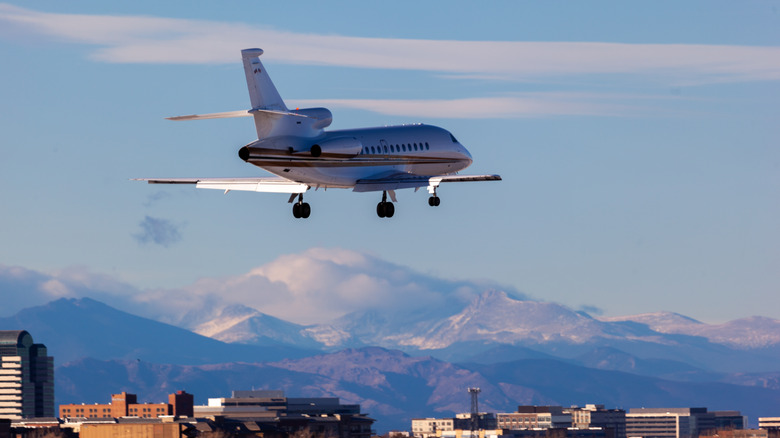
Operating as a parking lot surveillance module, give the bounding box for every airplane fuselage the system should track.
[239,124,473,188]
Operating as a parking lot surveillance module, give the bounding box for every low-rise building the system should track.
[194,390,373,438]
[437,427,612,438]
[59,391,194,419]
[625,408,743,438]
[413,418,455,438]
[565,404,626,438]
[497,406,572,430]
[759,419,780,431]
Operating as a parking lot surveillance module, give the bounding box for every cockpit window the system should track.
[450,134,458,143]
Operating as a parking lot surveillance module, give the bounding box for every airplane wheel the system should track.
[428,197,434,206]
[301,202,311,218]
[292,203,301,218]
[377,202,386,218]
[385,202,395,218]
[434,196,441,206]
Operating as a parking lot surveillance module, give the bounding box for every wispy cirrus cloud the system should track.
[2,4,780,85]
[291,92,674,119]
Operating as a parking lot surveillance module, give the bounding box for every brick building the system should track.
[59,391,193,419]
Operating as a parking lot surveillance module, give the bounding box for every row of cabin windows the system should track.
[361,141,430,155]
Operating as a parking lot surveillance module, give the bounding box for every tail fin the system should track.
[242,48,286,111]
[242,48,293,139]
[240,49,331,141]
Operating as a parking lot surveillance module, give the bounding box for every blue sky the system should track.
[0,1,778,324]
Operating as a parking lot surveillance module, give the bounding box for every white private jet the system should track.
[136,48,501,219]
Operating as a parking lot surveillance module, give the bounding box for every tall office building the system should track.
[0,331,54,419]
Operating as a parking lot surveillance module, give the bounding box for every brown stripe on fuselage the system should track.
[245,154,461,168]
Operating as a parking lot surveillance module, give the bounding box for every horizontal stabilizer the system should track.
[167,109,310,121]
[133,177,308,194]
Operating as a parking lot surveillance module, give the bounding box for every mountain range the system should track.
[2,294,780,431]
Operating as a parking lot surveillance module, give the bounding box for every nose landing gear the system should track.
[377,191,395,218]
[291,194,311,219]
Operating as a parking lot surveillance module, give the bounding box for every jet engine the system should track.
[292,107,333,130]
[310,137,363,157]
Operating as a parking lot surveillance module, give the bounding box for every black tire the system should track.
[301,202,311,218]
[434,196,441,206]
[385,202,395,218]
[376,202,386,218]
[292,203,301,218]
[428,197,435,206]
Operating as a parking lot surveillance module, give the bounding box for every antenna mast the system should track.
[468,387,481,434]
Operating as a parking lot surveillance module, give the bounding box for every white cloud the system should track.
[2,4,780,84]
[167,248,509,325]
[0,249,519,326]
[291,93,653,119]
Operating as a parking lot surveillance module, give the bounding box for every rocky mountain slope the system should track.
[0,298,317,364]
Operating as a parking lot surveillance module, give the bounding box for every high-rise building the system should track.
[0,331,54,419]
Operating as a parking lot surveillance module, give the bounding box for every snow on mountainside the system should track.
[193,290,780,352]
[193,304,261,338]
[192,304,319,348]
[388,290,615,349]
[602,312,780,348]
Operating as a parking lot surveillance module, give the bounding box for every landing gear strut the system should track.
[292,194,311,219]
[376,191,395,218]
[428,187,441,207]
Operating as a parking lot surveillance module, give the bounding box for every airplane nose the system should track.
[461,145,473,165]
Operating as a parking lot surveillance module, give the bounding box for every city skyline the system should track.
[0,1,778,324]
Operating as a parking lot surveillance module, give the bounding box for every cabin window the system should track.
[402,144,406,152]
[413,144,418,151]
[383,145,388,153]
[426,142,430,150]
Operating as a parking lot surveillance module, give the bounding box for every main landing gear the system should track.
[377,191,395,218]
[428,187,441,207]
[291,194,311,219]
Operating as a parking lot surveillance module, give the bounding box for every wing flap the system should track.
[353,174,501,193]
[134,177,308,193]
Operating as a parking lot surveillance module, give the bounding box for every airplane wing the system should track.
[352,174,501,193]
[133,177,309,194]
